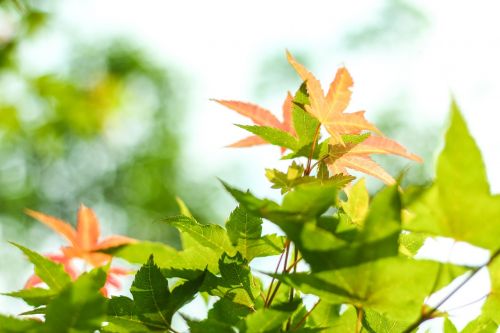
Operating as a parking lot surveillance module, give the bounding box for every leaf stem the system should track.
[304,124,321,176]
[285,246,299,330]
[264,239,290,307]
[266,242,292,308]
[355,306,363,333]
[402,248,500,333]
[265,255,302,308]
[310,155,329,173]
[290,299,321,331]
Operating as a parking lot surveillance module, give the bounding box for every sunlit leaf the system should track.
[236,125,298,151]
[3,288,57,307]
[44,268,108,332]
[340,178,369,226]
[11,243,71,291]
[286,51,381,144]
[131,255,171,328]
[404,102,500,250]
[0,314,42,333]
[276,257,467,322]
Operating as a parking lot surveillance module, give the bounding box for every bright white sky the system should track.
[3,1,500,331]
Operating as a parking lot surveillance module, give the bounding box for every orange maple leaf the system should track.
[101,267,131,297]
[26,204,136,266]
[328,136,423,185]
[286,51,382,144]
[214,93,295,153]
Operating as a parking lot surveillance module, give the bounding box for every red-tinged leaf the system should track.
[62,247,111,266]
[215,94,297,154]
[28,206,135,267]
[287,51,383,144]
[326,111,383,138]
[213,100,282,128]
[76,204,100,250]
[349,136,423,162]
[282,92,295,135]
[101,267,132,297]
[325,67,353,115]
[227,135,267,148]
[333,155,396,185]
[94,235,137,250]
[25,209,78,245]
[327,163,349,177]
[286,50,325,116]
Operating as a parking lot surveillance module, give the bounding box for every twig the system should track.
[310,155,329,172]
[402,249,500,333]
[264,239,290,307]
[286,246,299,330]
[442,293,490,313]
[290,300,322,331]
[304,124,321,176]
[355,306,363,333]
[285,256,302,273]
[266,256,303,307]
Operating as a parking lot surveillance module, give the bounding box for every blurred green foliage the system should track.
[0,1,212,245]
[343,0,429,50]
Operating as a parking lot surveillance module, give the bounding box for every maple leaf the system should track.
[24,253,78,289]
[100,267,131,297]
[214,93,295,153]
[327,135,423,185]
[286,51,382,144]
[26,204,136,266]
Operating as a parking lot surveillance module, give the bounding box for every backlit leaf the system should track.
[276,258,466,322]
[44,267,108,332]
[131,255,171,328]
[404,102,500,250]
[12,243,71,291]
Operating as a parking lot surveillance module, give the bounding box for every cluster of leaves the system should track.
[2,52,500,333]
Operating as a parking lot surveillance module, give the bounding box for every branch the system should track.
[264,239,290,307]
[304,124,321,176]
[402,248,500,333]
[290,300,321,332]
[355,306,363,333]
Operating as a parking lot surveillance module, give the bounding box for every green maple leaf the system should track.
[0,315,42,333]
[186,298,251,333]
[404,102,500,250]
[461,315,498,332]
[11,243,71,292]
[3,288,57,307]
[105,241,214,279]
[340,178,369,227]
[275,257,468,322]
[201,252,260,309]
[236,125,298,151]
[222,180,339,224]
[44,267,108,333]
[104,296,152,332]
[240,300,301,333]
[226,206,284,261]
[130,255,172,328]
[292,82,318,144]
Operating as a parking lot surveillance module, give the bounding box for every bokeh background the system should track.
[1,1,499,331]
